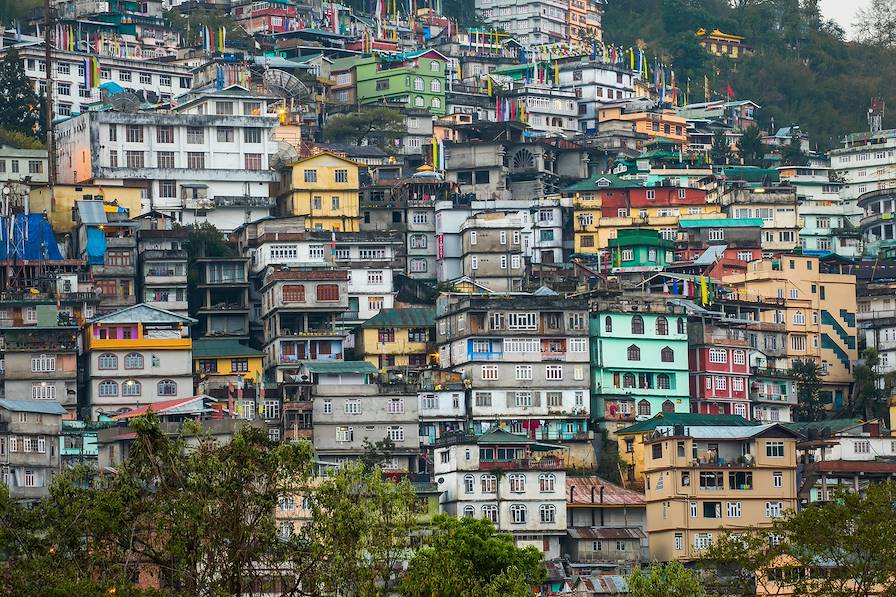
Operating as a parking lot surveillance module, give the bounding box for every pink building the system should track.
[688,319,751,418]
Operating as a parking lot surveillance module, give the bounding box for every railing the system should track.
[479,458,565,471]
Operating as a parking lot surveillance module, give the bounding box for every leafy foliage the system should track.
[710,130,733,165]
[737,125,766,166]
[849,348,887,421]
[627,561,708,597]
[323,107,407,149]
[603,0,896,150]
[789,359,825,422]
[400,515,545,597]
[182,222,237,322]
[0,47,43,139]
[703,482,896,597]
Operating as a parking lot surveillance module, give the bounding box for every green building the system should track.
[608,228,675,271]
[354,49,447,116]
[589,301,691,437]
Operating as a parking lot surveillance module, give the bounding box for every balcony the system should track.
[279,353,343,364]
[479,457,565,471]
[469,351,504,361]
[541,351,568,362]
[284,428,312,441]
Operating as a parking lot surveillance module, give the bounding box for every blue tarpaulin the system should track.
[85,227,107,266]
[0,214,63,261]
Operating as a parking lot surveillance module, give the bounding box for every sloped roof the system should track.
[562,174,644,192]
[360,307,435,328]
[0,399,67,414]
[476,428,534,444]
[192,339,264,359]
[567,476,646,506]
[113,396,209,420]
[618,412,756,435]
[76,201,108,225]
[301,361,377,374]
[567,527,646,540]
[89,303,197,325]
[782,418,867,436]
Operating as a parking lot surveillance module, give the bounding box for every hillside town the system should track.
[0,0,895,594]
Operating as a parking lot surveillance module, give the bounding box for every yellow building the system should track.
[278,151,361,232]
[724,255,858,409]
[193,338,265,390]
[644,424,799,562]
[617,413,759,487]
[598,105,688,146]
[30,184,143,233]
[695,28,751,59]
[357,307,436,370]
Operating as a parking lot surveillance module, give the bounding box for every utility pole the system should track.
[43,0,56,195]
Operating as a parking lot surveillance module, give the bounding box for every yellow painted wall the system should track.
[31,184,144,233]
[193,355,264,380]
[283,153,361,232]
[358,327,433,368]
[87,324,192,351]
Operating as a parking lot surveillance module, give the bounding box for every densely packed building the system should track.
[1,2,894,592]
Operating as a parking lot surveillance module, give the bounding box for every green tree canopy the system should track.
[0,47,43,139]
[399,515,545,597]
[627,561,708,597]
[710,129,732,165]
[737,125,767,166]
[323,107,407,149]
[790,359,825,422]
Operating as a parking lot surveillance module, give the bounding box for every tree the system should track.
[306,461,415,596]
[789,359,825,422]
[0,47,42,138]
[400,515,545,597]
[323,107,406,149]
[183,222,237,320]
[703,482,896,597]
[710,130,733,165]
[360,437,397,473]
[628,561,708,597]
[850,348,886,420]
[781,136,809,166]
[737,125,767,166]
[854,0,896,46]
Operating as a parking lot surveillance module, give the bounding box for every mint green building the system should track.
[608,229,675,271]
[354,49,447,116]
[589,304,690,436]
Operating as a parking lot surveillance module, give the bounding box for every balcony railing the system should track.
[479,458,564,471]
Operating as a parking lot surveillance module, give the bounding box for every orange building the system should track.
[598,103,687,148]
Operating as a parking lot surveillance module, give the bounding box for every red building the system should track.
[598,184,708,218]
[688,318,751,418]
[232,0,297,34]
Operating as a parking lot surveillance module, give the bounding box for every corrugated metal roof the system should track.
[652,423,777,439]
[301,361,378,374]
[693,244,728,266]
[192,339,264,359]
[567,527,646,540]
[566,476,646,506]
[618,412,756,435]
[360,307,435,328]
[0,399,67,414]
[90,303,197,325]
[76,200,109,225]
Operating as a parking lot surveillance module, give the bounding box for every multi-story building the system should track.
[597,102,688,148]
[277,151,361,232]
[5,44,192,117]
[720,186,801,253]
[192,339,265,392]
[460,212,526,292]
[303,361,420,471]
[688,317,752,418]
[497,84,579,137]
[857,281,896,373]
[354,50,447,116]
[723,255,858,411]
[30,184,143,233]
[0,314,79,416]
[564,476,646,574]
[695,28,752,59]
[476,0,568,45]
[857,187,896,252]
[643,424,799,562]
[607,229,675,273]
[417,376,468,459]
[232,0,297,34]
[0,399,66,501]
[195,257,251,341]
[590,298,691,436]
[676,218,764,277]
[76,203,138,315]
[567,0,603,42]
[136,216,189,317]
[436,294,593,466]
[433,429,567,558]
[260,266,349,382]
[84,303,195,419]
[829,128,896,201]
[54,85,279,231]
[558,62,636,135]
[0,140,48,185]
[357,308,436,371]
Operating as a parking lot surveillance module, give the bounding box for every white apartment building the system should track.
[558,62,636,135]
[503,85,579,138]
[433,430,568,559]
[476,0,568,45]
[54,85,279,230]
[830,129,896,201]
[7,44,193,117]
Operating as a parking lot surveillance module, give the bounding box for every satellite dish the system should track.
[263,68,309,100]
[269,141,300,169]
[107,91,142,112]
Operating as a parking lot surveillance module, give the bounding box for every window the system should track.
[514,392,533,407]
[631,315,644,334]
[727,502,742,518]
[709,348,727,364]
[766,441,785,457]
[316,285,340,301]
[482,504,498,523]
[708,228,725,241]
[282,285,305,302]
[31,354,56,372]
[121,379,141,396]
[509,474,526,493]
[125,125,144,143]
[510,504,527,524]
[773,472,783,488]
[855,440,871,454]
[124,353,144,369]
[387,426,404,442]
[463,474,475,494]
[539,473,555,493]
[216,127,235,143]
[694,533,712,550]
[657,374,671,389]
[540,504,556,524]
[323,400,332,414]
[655,316,669,335]
[231,359,248,373]
[515,365,533,381]
[627,345,641,361]
[242,153,262,170]
[661,347,674,362]
[378,328,395,343]
[242,127,263,144]
[157,379,177,396]
[675,533,684,551]
[336,427,353,442]
[794,311,805,325]
[344,400,362,415]
[639,400,652,417]
[157,151,176,169]
[32,383,56,400]
[387,399,404,414]
[98,380,118,396]
[507,313,537,330]
[158,180,176,198]
[462,505,475,518]
[623,374,636,388]
[733,350,746,365]
[481,365,498,380]
[138,72,151,84]
[186,127,204,144]
[187,152,205,169]
[545,365,563,380]
[125,151,145,168]
[766,502,783,518]
[547,392,562,407]
[98,353,117,369]
[474,392,492,406]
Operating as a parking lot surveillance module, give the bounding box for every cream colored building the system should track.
[723,255,858,410]
[643,424,799,562]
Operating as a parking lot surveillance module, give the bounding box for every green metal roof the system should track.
[301,361,378,374]
[477,429,536,444]
[782,418,867,436]
[192,339,264,359]
[617,413,757,435]
[608,228,674,248]
[562,174,644,192]
[679,218,764,228]
[360,307,436,328]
